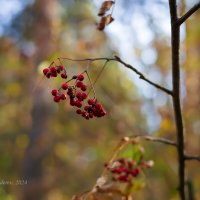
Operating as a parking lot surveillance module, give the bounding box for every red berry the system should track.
[82,112,87,117]
[67,89,73,96]
[50,66,57,73]
[81,85,86,91]
[70,95,75,99]
[81,93,87,99]
[46,72,51,78]
[88,98,95,105]
[61,73,67,79]
[84,106,89,111]
[56,65,64,73]
[51,89,58,96]
[75,100,82,108]
[54,95,60,103]
[95,103,102,110]
[60,94,67,100]
[76,109,82,114]
[51,72,57,77]
[118,175,129,182]
[62,83,69,90]
[76,92,82,98]
[43,68,49,75]
[76,81,83,88]
[70,99,75,106]
[89,113,93,118]
[77,74,84,81]
[128,167,140,177]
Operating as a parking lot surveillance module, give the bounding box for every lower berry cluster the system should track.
[105,158,153,183]
[106,158,141,183]
[43,64,106,120]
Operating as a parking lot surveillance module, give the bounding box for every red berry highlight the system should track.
[81,85,86,91]
[76,81,83,88]
[76,109,82,114]
[54,96,60,102]
[88,98,95,105]
[60,94,67,100]
[61,73,67,79]
[77,74,84,81]
[51,89,58,96]
[43,68,49,75]
[61,83,69,90]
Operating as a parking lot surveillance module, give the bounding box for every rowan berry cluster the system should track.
[105,158,140,183]
[43,65,67,79]
[43,64,106,120]
[105,158,153,183]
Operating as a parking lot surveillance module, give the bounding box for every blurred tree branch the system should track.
[176,2,200,26]
[185,155,200,162]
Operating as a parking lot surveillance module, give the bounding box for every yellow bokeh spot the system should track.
[54,143,68,160]
[6,82,21,97]
[160,119,171,131]
[38,61,51,75]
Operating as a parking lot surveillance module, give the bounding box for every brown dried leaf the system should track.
[97,15,114,31]
[103,14,114,25]
[98,1,114,16]
[96,22,105,31]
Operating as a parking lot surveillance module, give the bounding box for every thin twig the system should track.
[93,60,108,87]
[59,56,173,96]
[114,56,173,96]
[87,60,108,96]
[137,135,177,147]
[176,2,200,26]
[85,71,96,98]
[184,155,200,162]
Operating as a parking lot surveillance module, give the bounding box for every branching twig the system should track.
[85,70,96,98]
[60,56,173,96]
[114,56,173,96]
[184,155,200,162]
[137,135,177,147]
[176,2,200,26]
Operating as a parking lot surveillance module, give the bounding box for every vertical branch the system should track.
[169,1,185,200]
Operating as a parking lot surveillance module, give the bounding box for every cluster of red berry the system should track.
[43,65,106,120]
[106,158,141,182]
[43,65,67,79]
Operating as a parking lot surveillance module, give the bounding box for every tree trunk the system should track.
[22,0,59,199]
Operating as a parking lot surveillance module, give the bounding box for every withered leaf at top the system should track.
[98,1,115,16]
[100,14,114,25]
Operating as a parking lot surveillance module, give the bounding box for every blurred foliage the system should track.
[0,0,199,200]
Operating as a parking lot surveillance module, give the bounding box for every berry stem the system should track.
[87,60,108,96]
[85,70,96,98]
[57,58,63,66]
[93,60,108,87]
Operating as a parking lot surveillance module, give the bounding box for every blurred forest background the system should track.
[0,0,199,199]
